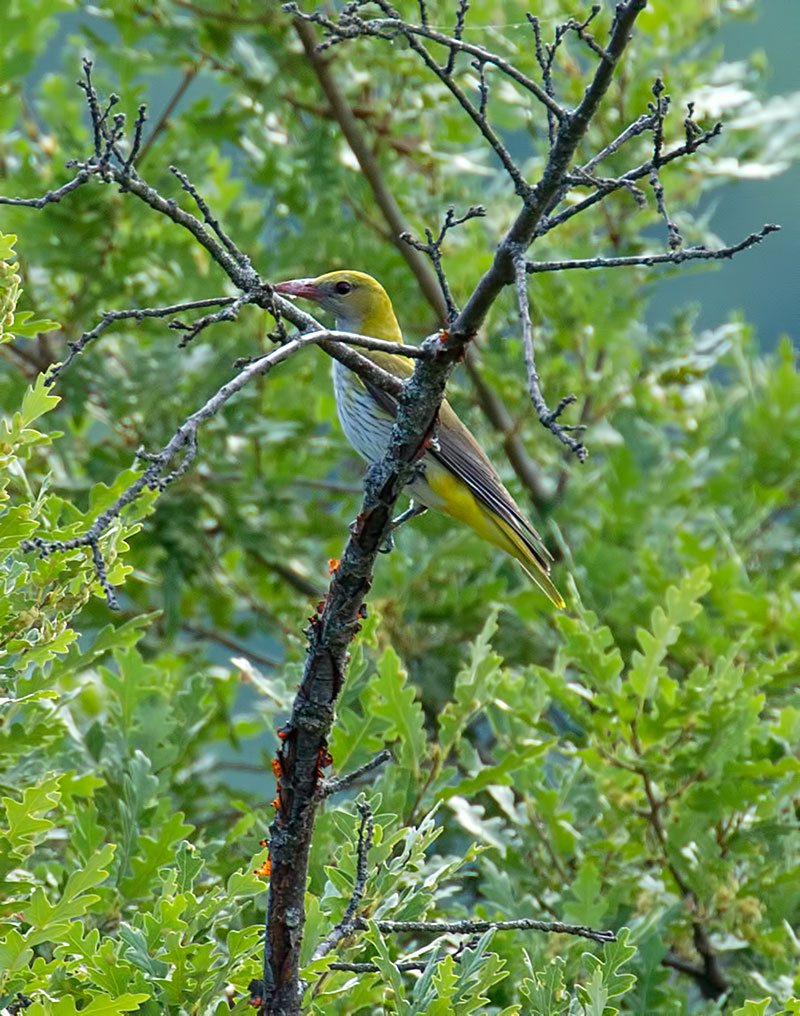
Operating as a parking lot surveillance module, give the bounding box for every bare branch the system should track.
[683,101,705,152]
[329,959,429,972]
[124,104,148,171]
[527,14,557,145]
[89,538,119,611]
[448,0,649,351]
[77,58,104,157]
[395,28,530,196]
[525,224,780,273]
[463,354,556,508]
[443,0,469,75]
[308,330,426,367]
[513,252,586,462]
[46,297,238,382]
[472,58,489,119]
[288,0,564,194]
[579,112,655,174]
[647,78,682,249]
[567,5,607,62]
[22,339,302,605]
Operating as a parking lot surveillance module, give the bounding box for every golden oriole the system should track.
[274,270,563,608]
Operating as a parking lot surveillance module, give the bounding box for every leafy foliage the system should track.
[1,2,798,1014]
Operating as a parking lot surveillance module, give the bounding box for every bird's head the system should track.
[273,270,401,342]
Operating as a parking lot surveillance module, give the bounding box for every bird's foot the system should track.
[379,501,428,552]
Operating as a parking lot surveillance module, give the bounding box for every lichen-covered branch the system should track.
[359,915,616,945]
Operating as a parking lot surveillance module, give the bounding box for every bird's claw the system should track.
[380,502,428,554]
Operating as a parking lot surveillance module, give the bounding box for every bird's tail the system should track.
[490,515,565,609]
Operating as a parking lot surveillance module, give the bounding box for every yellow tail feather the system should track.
[491,516,565,609]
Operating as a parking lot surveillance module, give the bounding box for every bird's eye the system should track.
[334,280,353,295]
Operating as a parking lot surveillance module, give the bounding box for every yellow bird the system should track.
[274,270,564,608]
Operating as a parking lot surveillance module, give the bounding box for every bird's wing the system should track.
[361,354,553,572]
[433,406,554,570]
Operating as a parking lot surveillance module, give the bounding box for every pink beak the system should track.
[273,278,323,302]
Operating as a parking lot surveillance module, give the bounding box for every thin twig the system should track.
[318,749,392,798]
[329,959,429,972]
[525,225,779,273]
[170,164,250,266]
[541,105,653,230]
[536,123,723,238]
[472,58,489,119]
[135,64,199,166]
[527,15,555,144]
[0,168,93,208]
[169,291,250,347]
[284,3,566,121]
[513,252,586,461]
[401,204,485,321]
[567,6,607,62]
[355,915,616,944]
[648,78,682,249]
[89,538,119,610]
[312,802,375,961]
[124,104,148,171]
[22,341,299,605]
[579,113,656,174]
[398,28,530,196]
[444,0,469,75]
[46,297,237,382]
